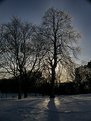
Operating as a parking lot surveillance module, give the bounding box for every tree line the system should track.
[1,59,91,96]
[0,8,80,99]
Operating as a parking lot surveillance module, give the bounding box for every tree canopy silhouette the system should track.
[35,8,80,97]
[0,8,81,99]
[0,17,43,99]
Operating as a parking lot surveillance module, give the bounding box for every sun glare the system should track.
[54,97,61,107]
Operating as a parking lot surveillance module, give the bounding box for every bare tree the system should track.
[38,8,80,98]
[0,17,42,99]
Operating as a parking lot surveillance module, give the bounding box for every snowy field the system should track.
[0,94,91,121]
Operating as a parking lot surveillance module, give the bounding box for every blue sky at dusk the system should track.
[0,0,91,64]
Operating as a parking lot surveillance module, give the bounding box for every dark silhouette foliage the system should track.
[74,61,91,93]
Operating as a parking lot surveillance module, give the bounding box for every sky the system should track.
[0,0,91,65]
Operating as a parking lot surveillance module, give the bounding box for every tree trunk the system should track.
[18,71,23,99]
[18,91,22,99]
[23,72,28,98]
[50,66,56,98]
[18,81,22,99]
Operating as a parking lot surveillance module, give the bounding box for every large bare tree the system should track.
[38,8,80,97]
[0,17,42,99]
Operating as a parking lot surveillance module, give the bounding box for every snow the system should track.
[0,94,91,121]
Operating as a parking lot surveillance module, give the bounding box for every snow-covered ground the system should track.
[0,94,91,121]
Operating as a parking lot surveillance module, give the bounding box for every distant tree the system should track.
[0,17,42,99]
[75,67,83,92]
[37,8,80,98]
[87,61,91,68]
[85,61,91,89]
[75,61,91,92]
